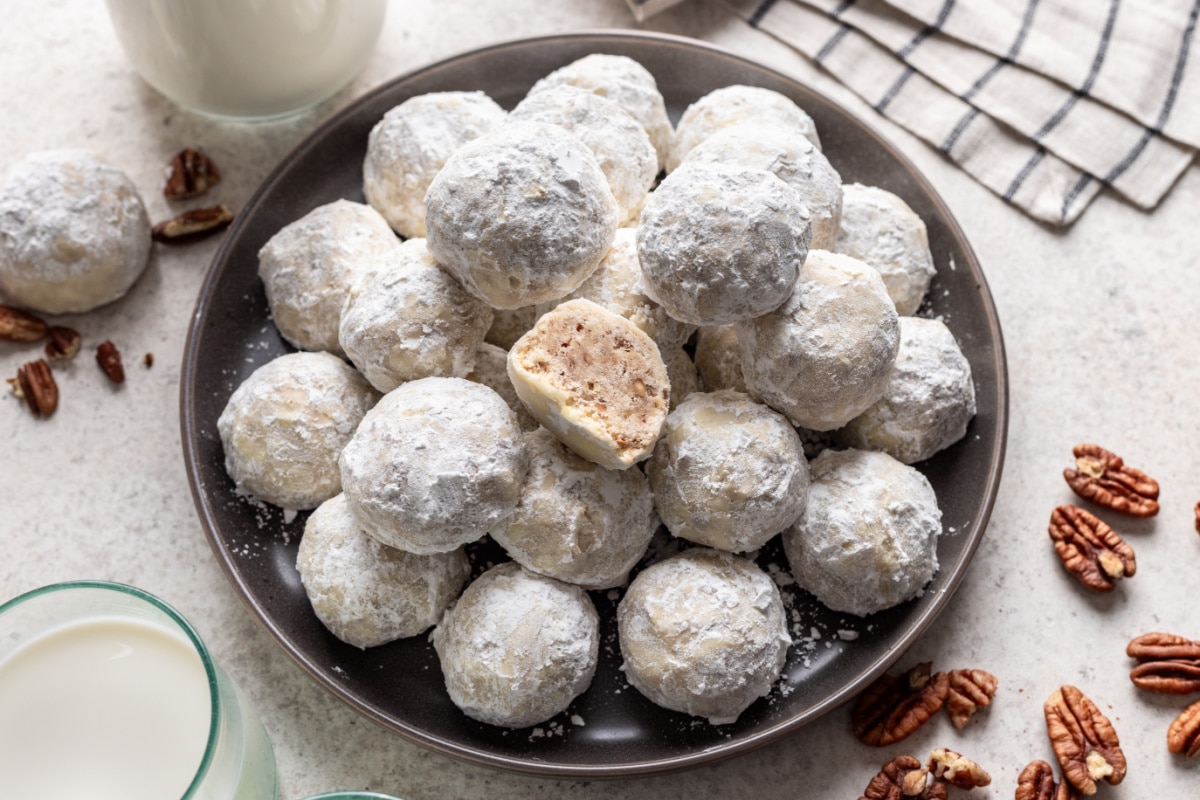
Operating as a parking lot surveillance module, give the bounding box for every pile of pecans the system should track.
[153,148,233,245]
[1126,632,1200,759]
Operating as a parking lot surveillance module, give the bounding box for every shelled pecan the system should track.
[96,340,125,384]
[163,148,221,199]
[927,748,990,789]
[853,662,949,746]
[44,325,81,360]
[1127,632,1200,694]
[1043,685,1126,795]
[7,359,58,418]
[1167,699,1200,758]
[1063,443,1159,517]
[1194,501,1199,536]
[1048,505,1135,591]
[858,754,946,800]
[0,304,47,342]
[1015,760,1080,800]
[151,204,234,244]
[945,668,998,729]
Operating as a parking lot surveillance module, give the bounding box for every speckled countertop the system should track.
[3,1,1199,798]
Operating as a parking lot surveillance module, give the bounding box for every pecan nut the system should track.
[1015,760,1080,800]
[44,325,81,360]
[151,204,234,244]
[858,754,947,800]
[1194,501,1199,536]
[1044,685,1126,795]
[927,748,990,789]
[163,148,221,199]
[853,662,949,746]
[96,340,125,384]
[1048,505,1135,592]
[1126,632,1200,694]
[1167,699,1200,758]
[0,304,48,342]
[945,668,998,728]
[1063,443,1159,517]
[7,359,58,418]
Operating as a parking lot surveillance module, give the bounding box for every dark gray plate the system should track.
[181,31,1007,778]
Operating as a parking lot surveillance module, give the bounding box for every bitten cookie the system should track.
[669,85,821,172]
[507,299,670,470]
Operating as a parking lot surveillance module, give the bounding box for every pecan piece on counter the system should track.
[7,359,58,418]
[44,325,81,360]
[927,748,990,790]
[1126,632,1200,694]
[163,148,221,199]
[1167,699,1200,758]
[96,340,125,384]
[1048,505,1135,592]
[945,668,998,728]
[0,304,48,343]
[151,204,234,244]
[1015,760,1080,800]
[1043,685,1126,796]
[1063,443,1159,517]
[1194,500,1200,536]
[853,662,949,746]
[858,754,947,800]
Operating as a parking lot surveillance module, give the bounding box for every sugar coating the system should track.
[647,391,809,553]
[338,377,527,554]
[683,124,842,250]
[363,91,506,238]
[338,238,493,392]
[465,342,539,432]
[485,305,540,351]
[218,352,380,511]
[510,85,656,226]
[296,493,471,649]
[637,163,811,326]
[433,562,599,728]
[527,53,673,171]
[694,325,750,395]
[662,346,698,411]
[669,85,821,173]
[258,199,401,357]
[490,428,658,590]
[617,548,791,725]
[507,299,670,470]
[736,250,900,431]
[0,150,150,314]
[835,183,936,316]
[782,448,941,616]
[552,227,695,352]
[838,317,976,464]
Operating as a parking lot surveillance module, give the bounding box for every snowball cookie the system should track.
[465,342,539,432]
[258,199,401,357]
[527,53,673,171]
[296,493,471,649]
[491,428,658,590]
[0,150,150,315]
[485,304,540,351]
[646,391,809,553]
[694,325,750,395]
[837,317,976,464]
[782,448,941,616]
[338,238,493,393]
[683,124,843,251]
[554,227,695,352]
[662,346,698,412]
[668,85,822,173]
[218,351,380,510]
[507,299,670,470]
[736,250,900,431]
[835,183,936,316]
[363,91,506,238]
[510,85,656,226]
[618,548,791,725]
[433,562,600,728]
[339,377,527,554]
[425,121,619,310]
[637,163,812,326]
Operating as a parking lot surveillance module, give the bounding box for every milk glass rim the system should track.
[0,580,222,799]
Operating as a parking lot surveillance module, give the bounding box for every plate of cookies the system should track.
[181,31,1007,776]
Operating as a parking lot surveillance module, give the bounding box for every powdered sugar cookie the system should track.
[669,85,821,172]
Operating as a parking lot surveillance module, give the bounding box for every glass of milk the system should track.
[0,581,277,800]
[103,0,388,120]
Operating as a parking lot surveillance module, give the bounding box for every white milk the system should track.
[0,616,212,800]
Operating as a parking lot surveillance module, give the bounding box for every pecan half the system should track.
[1048,505,1135,592]
[163,148,221,199]
[1015,760,1080,800]
[858,754,947,800]
[96,340,125,384]
[927,748,990,789]
[44,325,81,360]
[1168,699,1200,758]
[946,668,998,728]
[151,204,234,244]
[1063,443,1159,517]
[1194,501,1199,536]
[0,304,48,342]
[1044,685,1126,795]
[7,359,58,418]
[1127,632,1200,694]
[853,662,949,746]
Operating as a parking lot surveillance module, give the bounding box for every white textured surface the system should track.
[3,1,1200,797]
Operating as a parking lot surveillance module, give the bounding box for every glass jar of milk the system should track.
[104,0,388,120]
